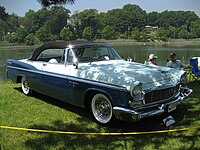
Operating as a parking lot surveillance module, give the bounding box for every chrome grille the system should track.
[145,84,180,103]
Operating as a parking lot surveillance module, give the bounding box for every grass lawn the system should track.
[0,80,200,150]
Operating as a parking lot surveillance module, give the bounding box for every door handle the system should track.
[69,81,79,85]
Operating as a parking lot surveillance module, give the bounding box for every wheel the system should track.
[91,93,113,124]
[21,76,31,95]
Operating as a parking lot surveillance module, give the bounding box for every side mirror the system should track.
[73,59,78,69]
[127,56,132,62]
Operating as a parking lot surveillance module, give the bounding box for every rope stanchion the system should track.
[1,125,200,136]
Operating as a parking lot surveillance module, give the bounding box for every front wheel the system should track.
[91,93,114,124]
[21,76,31,95]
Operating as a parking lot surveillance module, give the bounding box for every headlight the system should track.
[180,72,187,83]
[130,82,142,97]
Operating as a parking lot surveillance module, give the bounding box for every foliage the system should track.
[102,25,116,39]
[122,4,147,29]
[22,9,50,33]
[47,6,70,35]
[104,8,125,33]
[146,11,159,26]
[35,26,51,42]
[60,27,74,40]
[74,9,99,39]
[5,33,17,43]
[190,19,200,38]
[6,13,21,33]
[167,26,177,39]
[0,6,8,21]
[152,28,168,41]
[0,19,7,41]
[38,0,75,7]
[83,27,93,40]
[15,27,28,43]
[25,33,38,45]
[0,4,200,43]
[130,27,141,41]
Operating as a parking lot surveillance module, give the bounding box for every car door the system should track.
[64,49,86,107]
[32,48,71,101]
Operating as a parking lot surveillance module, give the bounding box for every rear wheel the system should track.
[91,93,114,124]
[21,76,31,95]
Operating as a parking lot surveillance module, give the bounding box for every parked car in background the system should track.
[7,41,192,124]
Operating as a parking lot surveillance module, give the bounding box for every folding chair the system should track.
[190,58,200,81]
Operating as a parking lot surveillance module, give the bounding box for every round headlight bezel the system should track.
[130,83,142,97]
[180,72,187,83]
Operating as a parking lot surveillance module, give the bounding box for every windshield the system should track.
[72,46,122,63]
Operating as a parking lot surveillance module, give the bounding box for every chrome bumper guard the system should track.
[113,87,192,122]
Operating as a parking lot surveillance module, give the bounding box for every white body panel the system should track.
[20,59,185,91]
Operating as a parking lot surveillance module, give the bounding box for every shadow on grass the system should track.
[14,86,90,120]
[24,117,200,149]
[14,81,200,149]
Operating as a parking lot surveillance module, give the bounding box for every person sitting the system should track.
[166,52,190,86]
[145,54,158,67]
[166,53,190,69]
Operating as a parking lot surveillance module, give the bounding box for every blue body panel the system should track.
[7,59,130,108]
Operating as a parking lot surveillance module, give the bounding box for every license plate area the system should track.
[163,115,176,127]
[168,103,177,112]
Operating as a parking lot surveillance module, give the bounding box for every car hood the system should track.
[70,60,184,91]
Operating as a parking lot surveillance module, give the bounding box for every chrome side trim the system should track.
[67,76,126,91]
[7,66,68,79]
[7,65,127,91]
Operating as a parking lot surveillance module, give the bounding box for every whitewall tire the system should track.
[91,93,113,124]
[21,76,31,95]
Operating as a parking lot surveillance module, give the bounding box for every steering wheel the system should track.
[97,55,110,60]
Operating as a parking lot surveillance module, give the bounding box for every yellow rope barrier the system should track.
[1,125,200,136]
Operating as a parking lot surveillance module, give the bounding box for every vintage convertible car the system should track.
[7,41,192,124]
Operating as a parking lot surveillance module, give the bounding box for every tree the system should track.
[22,9,51,33]
[177,26,189,39]
[83,27,92,40]
[6,33,17,43]
[6,13,21,33]
[157,10,199,29]
[146,12,159,26]
[122,4,147,29]
[15,27,28,43]
[0,19,7,41]
[37,0,75,7]
[76,9,99,39]
[191,19,200,38]
[22,6,70,38]
[140,32,150,41]
[70,11,82,38]
[152,28,168,41]
[104,8,125,33]
[46,6,70,35]
[167,26,178,39]
[130,27,141,41]
[102,26,116,39]
[60,27,74,40]
[36,26,51,42]
[25,33,38,45]
[0,6,8,21]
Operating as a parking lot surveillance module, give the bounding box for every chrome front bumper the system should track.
[113,87,193,122]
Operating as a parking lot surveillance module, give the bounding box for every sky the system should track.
[1,0,200,17]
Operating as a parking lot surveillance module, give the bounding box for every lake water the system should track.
[0,45,200,82]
